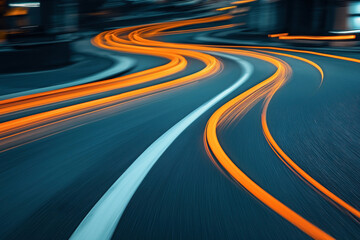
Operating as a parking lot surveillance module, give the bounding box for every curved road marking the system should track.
[70,53,253,240]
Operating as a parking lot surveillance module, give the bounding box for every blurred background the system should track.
[0,0,360,71]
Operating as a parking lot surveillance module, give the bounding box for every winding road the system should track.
[1,10,360,240]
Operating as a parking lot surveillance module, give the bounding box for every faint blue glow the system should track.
[349,16,360,30]
[349,2,360,14]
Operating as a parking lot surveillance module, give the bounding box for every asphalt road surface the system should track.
[1,7,360,240]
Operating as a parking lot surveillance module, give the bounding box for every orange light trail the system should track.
[154,24,240,36]
[0,35,187,116]
[0,15,234,117]
[0,16,228,146]
[204,52,334,239]
[207,45,360,64]
[210,44,360,218]
[268,33,289,38]
[257,50,324,86]
[261,83,360,220]
[0,15,232,116]
[216,6,237,11]
[231,0,257,4]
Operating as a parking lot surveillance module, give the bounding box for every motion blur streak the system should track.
[268,33,289,38]
[279,35,356,40]
[216,6,237,11]
[232,45,360,64]
[154,24,239,36]
[70,53,252,240]
[232,0,257,5]
[205,52,334,239]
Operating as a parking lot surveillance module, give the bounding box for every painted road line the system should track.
[70,53,253,240]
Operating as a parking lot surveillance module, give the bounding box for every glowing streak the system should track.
[195,39,360,220]
[205,54,334,240]
[155,24,239,36]
[258,50,324,86]
[261,88,360,220]
[231,0,256,4]
[268,33,289,38]
[216,6,237,11]
[0,15,232,115]
[279,35,356,40]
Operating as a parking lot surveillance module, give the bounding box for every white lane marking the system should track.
[70,53,253,240]
[0,55,135,101]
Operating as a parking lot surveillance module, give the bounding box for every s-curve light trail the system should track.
[204,52,334,240]
[196,36,360,221]
[208,44,360,220]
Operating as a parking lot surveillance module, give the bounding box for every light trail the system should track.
[195,37,360,221]
[216,6,237,11]
[204,52,334,240]
[279,35,356,41]
[0,33,187,115]
[0,15,232,116]
[256,51,360,219]
[214,45,360,219]
[257,50,324,86]
[231,0,257,5]
[197,39,360,64]
[154,24,240,36]
[261,82,360,220]
[0,16,229,150]
[268,33,289,38]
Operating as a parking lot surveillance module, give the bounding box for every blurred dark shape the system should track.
[243,0,360,36]
[78,0,105,13]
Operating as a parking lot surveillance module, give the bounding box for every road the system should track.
[1,8,360,240]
